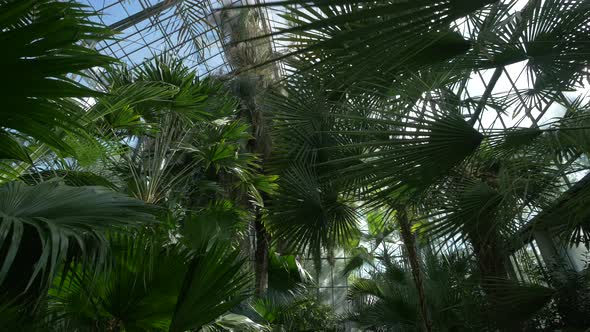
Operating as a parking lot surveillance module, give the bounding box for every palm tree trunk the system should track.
[397,208,432,332]
[223,5,277,297]
[467,220,524,332]
[254,206,269,295]
[469,228,508,280]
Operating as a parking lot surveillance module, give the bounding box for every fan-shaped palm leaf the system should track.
[240,0,496,85]
[0,181,153,296]
[0,0,114,160]
[170,241,252,332]
[267,163,360,256]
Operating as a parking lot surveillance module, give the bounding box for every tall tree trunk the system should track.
[245,111,271,295]
[468,227,508,280]
[254,207,269,295]
[224,5,276,298]
[467,218,523,332]
[397,208,432,332]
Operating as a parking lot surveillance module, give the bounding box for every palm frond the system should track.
[170,242,251,332]
[480,0,590,91]
[201,313,270,332]
[49,233,187,331]
[0,0,114,163]
[240,0,496,84]
[0,181,153,294]
[267,163,360,256]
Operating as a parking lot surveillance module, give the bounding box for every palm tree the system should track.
[0,3,261,328]
[32,49,283,330]
[0,181,153,308]
[0,0,161,311]
[258,0,590,328]
[347,250,554,331]
[48,231,251,332]
[3,0,590,330]
[216,3,279,295]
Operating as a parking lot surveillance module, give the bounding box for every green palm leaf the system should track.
[480,0,590,91]
[49,234,187,331]
[267,163,360,255]
[240,0,496,85]
[0,0,115,159]
[170,242,251,332]
[0,181,153,294]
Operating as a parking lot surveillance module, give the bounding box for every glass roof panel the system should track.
[84,0,242,76]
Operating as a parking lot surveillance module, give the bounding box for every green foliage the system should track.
[268,252,310,291]
[201,313,270,332]
[20,170,118,189]
[348,251,555,331]
[48,233,251,332]
[279,297,338,332]
[251,287,339,332]
[267,164,360,256]
[0,2,257,330]
[97,55,267,210]
[482,0,590,91]
[49,235,186,331]
[0,0,116,181]
[102,54,236,125]
[0,181,153,295]
[260,0,494,87]
[182,200,248,249]
[3,0,590,330]
[170,242,251,332]
[266,73,365,258]
[527,173,590,248]
[0,298,40,331]
[551,265,590,329]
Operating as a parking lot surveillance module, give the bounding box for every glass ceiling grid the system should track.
[87,0,291,79]
[84,1,128,62]
[113,3,144,62]
[86,0,237,77]
[141,2,175,54]
[99,16,180,62]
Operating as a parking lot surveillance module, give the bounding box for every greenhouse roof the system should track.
[83,0,285,77]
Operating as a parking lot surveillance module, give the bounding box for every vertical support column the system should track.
[566,244,589,272]
[533,230,572,272]
[506,255,519,281]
